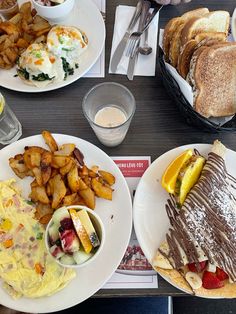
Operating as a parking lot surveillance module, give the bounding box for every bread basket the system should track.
[158,47,236,133]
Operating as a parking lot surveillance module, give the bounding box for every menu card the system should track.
[103,157,158,289]
[84,0,105,78]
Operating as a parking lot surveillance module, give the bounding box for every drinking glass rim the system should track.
[82,82,136,130]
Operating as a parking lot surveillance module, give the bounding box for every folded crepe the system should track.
[153,140,236,297]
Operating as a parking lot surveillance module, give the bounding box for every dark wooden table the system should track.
[1,0,236,308]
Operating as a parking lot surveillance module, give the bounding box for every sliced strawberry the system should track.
[216,267,229,281]
[202,271,224,289]
[188,261,207,273]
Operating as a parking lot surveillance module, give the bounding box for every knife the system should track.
[110,0,144,73]
[127,1,163,81]
[127,1,151,81]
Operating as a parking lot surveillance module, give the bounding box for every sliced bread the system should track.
[163,8,209,62]
[191,43,236,118]
[181,11,230,47]
[177,32,227,78]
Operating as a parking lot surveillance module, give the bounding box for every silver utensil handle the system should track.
[142,4,163,33]
[138,1,151,32]
[127,0,144,32]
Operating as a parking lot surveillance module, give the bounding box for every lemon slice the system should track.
[0,94,4,115]
[161,149,193,194]
[179,156,205,205]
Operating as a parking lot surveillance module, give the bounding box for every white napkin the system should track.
[109,5,159,76]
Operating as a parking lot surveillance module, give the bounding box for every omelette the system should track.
[0,179,76,299]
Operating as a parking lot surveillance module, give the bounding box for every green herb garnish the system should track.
[36,232,43,240]
[61,57,74,79]
[32,73,54,81]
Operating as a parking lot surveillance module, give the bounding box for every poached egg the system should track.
[47,25,88,67]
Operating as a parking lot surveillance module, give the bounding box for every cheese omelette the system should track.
[0,179,76,299]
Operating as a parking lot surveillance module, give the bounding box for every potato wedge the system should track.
[79,188,95,209]
[39,214,53,225]
[41,150,52,166]
[9,13,23,25]
[67,166,80,192]
[9,155,33,179]
[35,202,53,220]
[79,165,89,177]
[41,165,51,185]
[16,38,29,49]
[62,193,84,206]
[51,156,71,168]
[42,130,58,152]
[51,174,67,209]
[91,178,113,200]
[32,167,42,186]
[98,170,116,186]
[59,158,75,176]
[54,143,75,157]
[30,185,50,204]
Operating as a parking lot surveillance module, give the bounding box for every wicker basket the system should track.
[158,47,236,133]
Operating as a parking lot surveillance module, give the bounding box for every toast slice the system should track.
[163,8,209,62]
[181,11,230,47]
[177,32,227,78]
[191,43,236,118]
[153,140,236,297]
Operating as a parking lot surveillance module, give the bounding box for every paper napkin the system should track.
[109,5,159,76]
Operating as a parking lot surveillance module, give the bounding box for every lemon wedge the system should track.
[179,156,205,205]
[161,149,193,194]
[0,94,4,115]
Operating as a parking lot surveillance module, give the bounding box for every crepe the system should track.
[153,140,236,298]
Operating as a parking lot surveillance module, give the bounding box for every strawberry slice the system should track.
[216,267,229,281]
[188,261,207,273]
[202,271,224,289]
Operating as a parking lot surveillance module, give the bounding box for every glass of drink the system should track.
[82,82,136,147]
[0,93,22,145]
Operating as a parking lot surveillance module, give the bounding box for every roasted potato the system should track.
[42,130,58,152]
[91,178,113,200]
[0,2,52,69]
[79,187,95,210]
[50,174,67,209]
[98,170,116,186]
[54,144,75,157]
[51,156,71,168]
[67,166,80,192]
[30,185,50,204]
[8,130,116,222]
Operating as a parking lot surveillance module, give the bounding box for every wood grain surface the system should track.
[0,0,236,311]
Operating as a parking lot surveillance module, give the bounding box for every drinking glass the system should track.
[0,93,22,145]
[82,82,136,147]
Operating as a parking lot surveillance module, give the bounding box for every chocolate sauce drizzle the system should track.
[160,152,236,281]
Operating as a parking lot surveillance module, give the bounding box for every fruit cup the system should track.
[45,205,105,268]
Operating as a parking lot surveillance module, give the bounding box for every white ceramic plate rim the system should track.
[0,134,132,312]
[0,0,105,93]
[133,143,236,298]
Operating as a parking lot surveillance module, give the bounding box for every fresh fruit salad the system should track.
[47,206,101,266]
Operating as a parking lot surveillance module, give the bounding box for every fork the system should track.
[126,4,163,58]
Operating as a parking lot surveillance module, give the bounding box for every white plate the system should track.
[133,143,236,296]
[0,134,132,312]
[231,9,236,41]
[0,0,105,93]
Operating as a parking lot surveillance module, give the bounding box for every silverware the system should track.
[139,27,152,55]
[127,1,152,81]
[126,4,163,59]
[110,0,144,73]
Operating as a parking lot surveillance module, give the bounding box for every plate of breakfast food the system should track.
[133,140,236,298]
[0,0,105,92]
[0,131,132,312]
[160,8,236,128]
